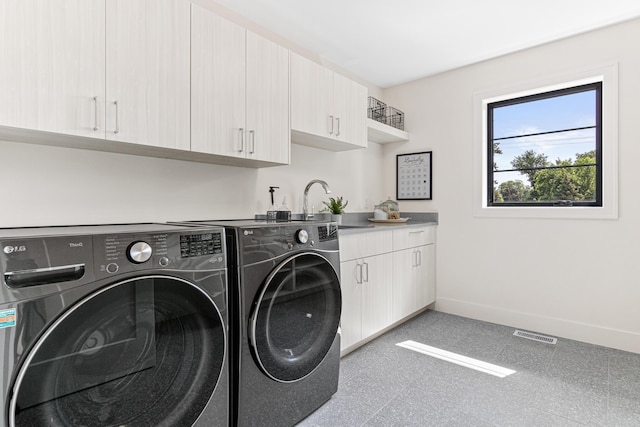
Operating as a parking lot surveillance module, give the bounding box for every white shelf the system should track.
[367,118,409,143]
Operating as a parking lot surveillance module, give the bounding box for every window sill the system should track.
[474,205,617,220]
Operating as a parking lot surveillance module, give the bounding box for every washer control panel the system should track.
[94,229,225,278]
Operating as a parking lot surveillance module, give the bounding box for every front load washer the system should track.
[0,223,228,427]
[182,220,341,427]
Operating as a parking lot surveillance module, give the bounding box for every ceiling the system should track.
[212,0,640,88]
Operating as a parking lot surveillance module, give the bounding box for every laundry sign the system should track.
[0,308,16,329]
[396,151,432,200]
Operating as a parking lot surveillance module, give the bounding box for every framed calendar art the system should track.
[396,151,432,200]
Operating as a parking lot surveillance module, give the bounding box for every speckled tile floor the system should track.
[298,311,640,426]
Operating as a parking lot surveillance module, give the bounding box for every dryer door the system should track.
[250,252,341,383]
[9,275,226,427]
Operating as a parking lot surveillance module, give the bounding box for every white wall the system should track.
[382,18,640,353]
[0,140,384,227]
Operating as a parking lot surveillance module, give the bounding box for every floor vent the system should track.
[513,330,557,344]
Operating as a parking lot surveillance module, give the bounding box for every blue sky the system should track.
[492,90,596,185]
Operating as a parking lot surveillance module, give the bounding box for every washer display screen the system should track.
[180,233,222,258]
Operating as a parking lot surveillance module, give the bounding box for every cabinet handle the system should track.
[356,262,363,284]
[335,117,340,136]
[409,230,425,234]
[328,115,334,135]
[412,250,417,268]
[417,249,422,267]
[92,96,99,131]
[249,130,255,154]
[238,128,244,152]
[363,261,369,283]
[113,100,119,134]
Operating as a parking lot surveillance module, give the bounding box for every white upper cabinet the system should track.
[106,0,190,150]
[1,1,289,166]
[191,5,289,165]
[191,6,246,158]
[290,52,367,151]
[332,72,367,147]
[0,0,189,150]
[0,0,105,138]
[245,31,290,164]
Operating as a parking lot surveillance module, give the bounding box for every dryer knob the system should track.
[128,241,152,264]
[295,229,309,244]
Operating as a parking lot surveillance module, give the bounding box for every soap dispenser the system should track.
[267,187,279,222]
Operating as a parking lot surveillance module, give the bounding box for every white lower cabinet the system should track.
[339,225,436,353]
[392,244,435,322]
[340,254,392,351]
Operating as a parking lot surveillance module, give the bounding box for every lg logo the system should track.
[3,245,26,254]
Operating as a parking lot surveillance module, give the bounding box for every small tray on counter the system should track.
[368,218,410,224]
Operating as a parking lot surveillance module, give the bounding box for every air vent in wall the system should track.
[513,329,558,344]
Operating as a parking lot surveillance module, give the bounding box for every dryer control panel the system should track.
[239,222,339,262]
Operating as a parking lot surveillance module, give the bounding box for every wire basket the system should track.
[384,106,404,130]
[367,96,386,122]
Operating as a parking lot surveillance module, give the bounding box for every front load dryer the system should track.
[0,223,228,426]
[182,220,341,427]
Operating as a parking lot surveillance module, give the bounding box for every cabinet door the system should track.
[332,73,367,148]
[246,31,290,164]
[415,244,436,309]
[290,53,332,138]
[392,248,416,322]
[361,253,393,338]
[0,0,105,138]
[106,0,190,149]
[339,259,362,352]
[191,4,245,157]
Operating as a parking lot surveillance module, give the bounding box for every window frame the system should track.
[487,82,603,207]
[472,64,618,220]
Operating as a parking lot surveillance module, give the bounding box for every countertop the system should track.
[251,212,437,234]
[336,212,437,235]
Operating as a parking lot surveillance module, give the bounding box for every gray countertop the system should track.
[336,212,438,235]
[252,212,437,234]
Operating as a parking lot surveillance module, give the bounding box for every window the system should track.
[487,82,602,207]
[473,64,618,219]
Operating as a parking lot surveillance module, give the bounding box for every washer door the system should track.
[10,276,225,427]
[250,252,341,383]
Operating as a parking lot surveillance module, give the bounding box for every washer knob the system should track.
[295,229,309,244]
[128,241,152,264]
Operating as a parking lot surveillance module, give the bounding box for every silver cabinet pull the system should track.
[335,117,340,136]
[412,250,417,268]
[328,115,334,135]
[249,130,255,154]
[363,260,369,283]
[113,100,119,134]
[409,230,425,234]
[417,249,422,267]
[356,262,363,284]
[92,96,99,131]
[238,128,244,152]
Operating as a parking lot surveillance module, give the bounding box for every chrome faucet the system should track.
[303,179,332,220]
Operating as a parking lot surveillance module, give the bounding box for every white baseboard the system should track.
[436,297,640,354]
